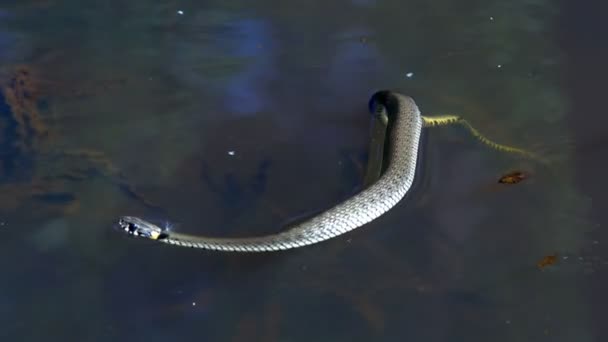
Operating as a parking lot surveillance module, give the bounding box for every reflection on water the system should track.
[0,1,604,341]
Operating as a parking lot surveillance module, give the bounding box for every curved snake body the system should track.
[118,91,423,252]
[117,90,534,252]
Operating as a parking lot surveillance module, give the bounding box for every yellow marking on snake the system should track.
[421,115,537,159]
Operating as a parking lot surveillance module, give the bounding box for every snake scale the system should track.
[117,90,534,252]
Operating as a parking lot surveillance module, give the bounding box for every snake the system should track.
[116,90,534,252]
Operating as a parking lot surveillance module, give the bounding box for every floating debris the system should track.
[177,10,184,15]
[405,72,414,78]
[537,254,558,269]
[227,150,236,156]
[498,171,527,184]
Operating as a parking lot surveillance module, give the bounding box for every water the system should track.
[0,1,606,341]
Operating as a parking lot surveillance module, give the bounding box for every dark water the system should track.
[0,1,606,341]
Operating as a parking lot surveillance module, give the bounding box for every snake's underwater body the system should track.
[117,90,534,252]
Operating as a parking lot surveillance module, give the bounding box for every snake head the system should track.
[117,216,167,240]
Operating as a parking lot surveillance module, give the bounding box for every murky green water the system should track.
[0,1,605,341]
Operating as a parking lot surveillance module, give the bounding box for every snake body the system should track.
[117,91,423,252]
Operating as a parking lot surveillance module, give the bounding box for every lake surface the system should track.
[1,1,606,341]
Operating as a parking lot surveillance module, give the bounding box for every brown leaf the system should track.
[537,254,558,268]
[498,171,528,184]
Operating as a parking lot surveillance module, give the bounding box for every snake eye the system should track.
[120,220,137,234]
[127,223,137,232]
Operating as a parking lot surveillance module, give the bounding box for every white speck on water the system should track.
[490,16,494,21]
[192,302,196,306]
[497,64,502,68]
[227,150,236,156]
[177,10,184,15]
[405,72,414,78]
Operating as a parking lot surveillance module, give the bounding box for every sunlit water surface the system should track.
[0,1,606,341]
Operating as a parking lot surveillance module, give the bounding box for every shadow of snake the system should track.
[200,158,273,224]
